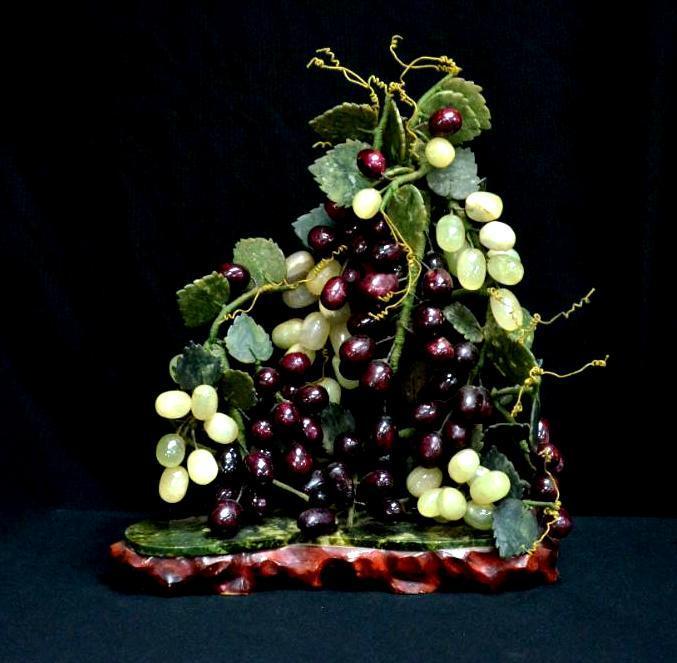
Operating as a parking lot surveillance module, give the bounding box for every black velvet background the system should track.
[1,0,676,515]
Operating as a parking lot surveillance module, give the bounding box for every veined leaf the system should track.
[309,103,378,144]
[426,147,480,199]
[222,369,257,410]
[225,314,273,364]
[232,238,286,287]
[176,272,230,328]
[292,205,335,248]
[492,498,540,558]
[173,342,224,390]
[482,445,529,499]
[385,184,428,255]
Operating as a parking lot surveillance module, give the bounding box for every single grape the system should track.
[371,240,404,266]
[412,401,441,427]
[159,466,189,503]
[308,225,337,255]
[435,214,466,252]
[320,276,349,310]
[347,311,381,335]
[479,220,516,251]
[254,366,281,395]
[417,432,444,467]
[297,508,338,537]
[365,216,391,239]
[425,251,447,270]
[219,263,250,294]
[327,462,354,506]
[278,351,312,382]
[548,506,573,539]
[360,360,393,395]
[380,497,405,523]
[273,401,301,431]
[442,420,470,450]
[217,444,243,480]
[537,419,551,445]
[215,482,240,502]
[339,335,375,369]
[489,288,524,331]
[282,284,317,309]
[209,499,243,537]
[204,412,239,444]
[293,384,329,414]
[352,188,382,220]
[463,501,494,530]
[464,191,503,222]
[357,272,399,301]
[406,466,443,497]
[456,248,487,291]
[428,106,463,136]
[349,233,370,260]
[284,442,314,476]
[373,416,397,451]
[156,434,186,468]
[324,199,348,221]
[454,341,479,373]
[487,253,524,286]
[413,305,445,336]
[425,137,455,168]
[421,268,454,301]
[299,415,323,447]
[538,442,565,473]
[425,369,459,399]
[281,383,299,400]
[360,468,395,496]
[285,343,316,363]
[341,263,361,285]
[240,487,271,521]
[155,390,191,419]
[417,487,443,517]
[299,311,331,351]
[356,148,387,178]
[468,465,490,485]
[333,432,364,463]
[303,469,331,506]
[423,336,455,363]
[245,450,275,484]
[531,474,559,501]
[187,449,219,485]
[285,251,315,283]
[191,384,219,421]
[272,319,303,349]
[437,487,467,520]
[469,470,511,505]
[305,259,341,296]
[448,448,480,483]
[453,385,493,422]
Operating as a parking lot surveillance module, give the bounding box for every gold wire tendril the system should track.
[320,348,330,377]
[528,464,562,555]
[510,356,610,418]
[388,35,461,80]
[312,141,333,149]
[306,48,380,109]
[221,280,298,323]
[535,288,596,327]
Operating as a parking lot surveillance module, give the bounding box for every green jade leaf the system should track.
[225,314,273,364]
[176,272,230,328]
[292,205,335,248]
[222,368,257,410]
[173,342,224,390]
[232,238,286,287]
[309,103,378,144]
[443,302,484,343]
[492,498,540,559]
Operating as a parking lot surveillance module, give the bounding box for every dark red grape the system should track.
[347,311,381,335]
[454,385,493,422]
[356,148,387,178]
[250,418,275,444]
[297,508,338,538]
[380,497,405,522]
[215,482,240,502]
[278,352,312,382]
[428,106,463,136]
[371,240,403,266]
[412,401,442,427]
[327,462,354,506]
[339,220,361,242]
[303,469,331,506]
[281,383,300,400]
[273,401,301,430]
[284,442,314,475]
[421,268,454,301]
[357,272,398,301]
[360,360,394,395]
[373,416,397,451]
[548,506,573,539]
[442,420,470,450]
[425,369,459,399]
[532,474,559,501]
[240,487,271,520]
[341,264,361,285]
[324,199,348,221]
[300,415,323,446]
[209,499,243,537]
[360,468,395,496]
[217,444,243,480]
[424,251,446,271]
[538,442,564,474]
[365,216,391,239]
[417,432,444,467]
[339,335,375,366]
[537,419,551,445]
[219,263,250,294]
[454,342,479,373]
[308,225,337,255]
[350,233,370,259]
[423,336,455,363]
[293,384,329,414]
[254,366,280,395]
[413,305,445,336]
[320,276,349,310]
[333,433,364,463]
[245,450,275,484]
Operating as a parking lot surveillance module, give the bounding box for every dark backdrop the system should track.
[1,0,674,516]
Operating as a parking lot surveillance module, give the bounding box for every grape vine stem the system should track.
[272,479,310,503]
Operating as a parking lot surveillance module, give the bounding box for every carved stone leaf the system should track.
[492,498,540,559]
[292,205,335,248]
[484,308,539,384]
[482,445,529,499]
[222,368,257,410]
[443,302,484,343]
[426,147,480,199]
[309,103,378,144]
[225,314,273,364]
[176,272,230,328]
[308,139,372,206]
[173,342,224,390]
[385,184,428,255]
[232,238,286,287]
[383,97,407,164]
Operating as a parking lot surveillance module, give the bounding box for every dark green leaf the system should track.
[383,97,407,164]
[309,103,378,144]
[292,205,335,248]
[385,184,428,255]
[222,368,257,410]
[225,314,273,364]
[176,272,230,328]
[173,342,224,390]
[484,308,539,384]
[232,238,286,287]
[426,147,480,199]
[443,302,484,343]
[482,445,529,499]
[492,498,540,558]
[320,403,356,455]
[308,139,372,206]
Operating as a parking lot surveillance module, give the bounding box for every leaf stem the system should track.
[373,93,392,151]
[208,282,298,343]
[272,479,310,502]
[451,287,489,299]
[523,499,558,508]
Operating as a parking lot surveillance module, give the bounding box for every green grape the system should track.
[272,318,303,349]
[282,285,318,309]
[155,433,186,468]
[187,448,218,485]
[425,138,455,168]
[329,322,351,354]
[464,191,503,222]
[463,501,495,530]
[159,466,189,503]
[319,302,351,324]
[489,288,524,331]
[352,188,382,219]
[437,487,467,521]
[316,376,341,404]
[444,238,470,277]
[204,412,239,444]
[436,214,466,252]
[406,466,443,497]
[417,487,443,518]
[479,221,516,251]
[468,465,490,485]
[285,250,315,283]
[456,248,487,290]
[191,385,218,421]
[448,448,480,483]
[469,470,511,505]
[155,390,191,419]
[299,311,330,351]
[487,253,524,285]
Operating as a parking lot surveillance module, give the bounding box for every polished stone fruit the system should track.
[356,148,387,178]
[245,451,275,484]
[437,487,467,521]
[278,352,312,382]
[217,444,243,480]
[417,432,444,467]
[352,188,382,219]
[448,448,480,483]
[320,276,349,310]
[360,360,394,395]
[285,251,315,283]
[489,288,524,331]
[254,366,281,395]
[421,268,454,301]
[453,385,493,422]
[294,384,329,414]
[479,221,516,251]
[470,470,511,505]
[208,499,243,537]
[548,506,573,539]
[425,137,456,168]
[428,106,463,136]
[464,191,503,222]
[436,214,466,252]
[284,442,314,475]
[308,225,337,255]
[219,262,250,294]
[373,416,397,451]
[456,248,486,290]
[297,508,338,538]
[406,466,443,497]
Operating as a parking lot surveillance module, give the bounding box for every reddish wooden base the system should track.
[110,540,559,595]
